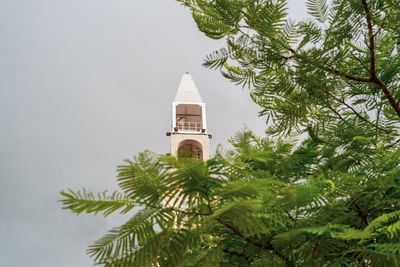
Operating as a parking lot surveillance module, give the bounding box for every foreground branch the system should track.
[361,0,400,118]
[326,92,388,133]
[215,218,289,262]
[353,202,369,227]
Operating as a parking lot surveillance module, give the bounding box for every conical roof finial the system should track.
[174,73,203,103]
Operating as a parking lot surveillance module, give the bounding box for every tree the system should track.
[60,0,400,266]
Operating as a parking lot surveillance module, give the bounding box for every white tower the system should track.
[169,73,210,160]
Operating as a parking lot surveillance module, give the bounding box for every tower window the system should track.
[176,104,202,132]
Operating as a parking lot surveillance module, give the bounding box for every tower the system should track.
[169,73,210,160]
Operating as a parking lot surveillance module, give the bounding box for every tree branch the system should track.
[327,104,344,121]
[323,65,373,83]
[373,14,388,37]
[310,236,321,265]
[326,92,374,126]
[350,51,370,73]
[240,17,374,84]
[374,78,400,117]
[353,201,369,227]
[362,0,376,76]
[287,47,373,83]
[361,0,400,118]
[215,218,289,262]
[286,211,296,222]
[386,138,400,149]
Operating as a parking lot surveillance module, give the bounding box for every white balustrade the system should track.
[176,122,202,132]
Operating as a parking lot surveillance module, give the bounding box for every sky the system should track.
[0,1,307,266]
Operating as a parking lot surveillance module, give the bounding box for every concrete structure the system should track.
[169,73,210,160]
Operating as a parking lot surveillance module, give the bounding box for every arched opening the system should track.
[178,139,203,159]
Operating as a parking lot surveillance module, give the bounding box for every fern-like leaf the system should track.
[59,188,135,217]
[306,0,330,23]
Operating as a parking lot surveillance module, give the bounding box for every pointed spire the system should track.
[174,73,203,103]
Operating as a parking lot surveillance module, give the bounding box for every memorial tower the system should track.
[168,73,210,160]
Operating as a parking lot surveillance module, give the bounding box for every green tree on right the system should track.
[178,0,400,265]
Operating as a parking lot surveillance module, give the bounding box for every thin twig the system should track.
[373,14,388,37]
[350,51,370,73]
[286,211,296,222]
[215,218,289,262]
[327,105,344,121]
[353,201,369,227]
[287,47,374,83]
[386,138,400,149]
[326,92,376,127]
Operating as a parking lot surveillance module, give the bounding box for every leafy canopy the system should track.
[60,0,400,266]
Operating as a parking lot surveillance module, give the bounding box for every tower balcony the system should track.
[175,122,203,133]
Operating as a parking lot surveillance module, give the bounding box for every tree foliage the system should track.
[60,0,400,266]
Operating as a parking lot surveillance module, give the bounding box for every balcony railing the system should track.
[176,122,202,132]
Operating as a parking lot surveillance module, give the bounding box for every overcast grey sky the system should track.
[0,1,307,266]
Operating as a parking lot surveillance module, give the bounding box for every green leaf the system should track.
[59,188,135,217]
